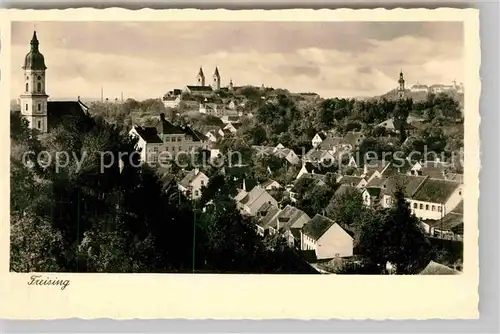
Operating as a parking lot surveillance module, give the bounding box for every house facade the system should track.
[128,126,164,164]
[178,168,209,200]
[300,214,354,259]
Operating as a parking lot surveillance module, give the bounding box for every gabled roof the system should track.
[47,101,88,131]
[182,126,206,141]
[381,174,428,197]
[416,161,448,179]
[314,132,327,140]
[157,115,185,135]
[261,179,280,188]
[268,205,309,231]
[338,175,365,187]
[382,159,413,176]
[131,126,163,144]
[302,214,335,240]
[365,159,390,174]
[256,202,280,228]
[304,149,333,161]
[179,169,206,189]
[411,178,461,203]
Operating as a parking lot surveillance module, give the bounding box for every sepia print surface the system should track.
[0,8,480,320]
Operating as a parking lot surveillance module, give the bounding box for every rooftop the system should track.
[412,178,461,203]
[302,214,335,240]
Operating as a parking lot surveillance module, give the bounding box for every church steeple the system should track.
[20,31,48,133]
[212,66,221,90]
[197,66,205,86]
[397,70,405,99]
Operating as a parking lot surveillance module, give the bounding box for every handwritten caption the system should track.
[27,275,70,290]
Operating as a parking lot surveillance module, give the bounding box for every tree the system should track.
[10,214,65,272]
[357,188,432,274]
[326,187,366,233]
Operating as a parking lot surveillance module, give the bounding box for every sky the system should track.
[11,21,464,101]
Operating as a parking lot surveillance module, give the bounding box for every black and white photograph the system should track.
[8,18,471,277]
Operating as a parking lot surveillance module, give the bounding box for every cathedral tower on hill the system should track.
[212,66,221,90]
[197,66,205,86]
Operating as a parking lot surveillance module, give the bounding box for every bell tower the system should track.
[212,67,221,90]
[397,70,405,99]
[197,66,205,86]
[20,31,48,133]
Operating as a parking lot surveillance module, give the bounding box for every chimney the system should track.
[242,179,246,192]
[77,95,81,101]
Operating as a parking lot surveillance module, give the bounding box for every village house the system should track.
[273,147,301,165]
[311,132,327,148]
[223,122,241,134]
[178,168,209,200]
[409,178,463,221]
[255,202,281,236]
[128,125,164,164]
[409,159,450,178]
[410,83,429,93]
[162,89,183,108]
[295,161,330,181]
[267,205,311,247]
[234,185,278,216]
[318,136,352,155]
[343,131,365,149]
[300,214,354,259]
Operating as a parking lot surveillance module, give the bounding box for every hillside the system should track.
[378,89,464,107]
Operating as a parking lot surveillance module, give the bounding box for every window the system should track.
[438,206,442,212]
[177,137,182,142]
[178,146,182,152]
[172,147,176,152]
[165,137,171,142]
[37,104,41,111]
[25,83,29,92]
[37,82,41,92]
[37,121,41,129]
[37,76,41,80]
[25,104,28,111]
[201,180,205,186]
[419,204,423,209]
[425,204,429,210]
[194,190,199,197]
[413,203,417,209]
[432,205,436,211]
[153,147,158,152]
[459,191,462,196]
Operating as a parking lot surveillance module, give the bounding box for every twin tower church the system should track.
[18,31,88,134]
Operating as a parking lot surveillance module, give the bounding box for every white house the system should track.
[234,185,278,216]
[311,132,327,148]
[162,95,182,108]
[362,187,382,207]
[300,214,354,259]
[408,178,463,221]
[178,168,209,200]
[128,126,164,164]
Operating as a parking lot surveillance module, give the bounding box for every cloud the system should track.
[10,21,464,100]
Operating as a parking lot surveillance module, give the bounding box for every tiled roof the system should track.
[417,161,448,179]
[157,115,185,135]
[411,178,460,203]
[382,159,413,176]
[318,136,345,150]
[132,126,163,144]
[186,85,213,92]
[257,205,281,228]
[47,101,87,131]
[382,174,428,197]
[302,214,335,240]
[268,205,309,231]
[338,175,364,187]
[365,159,390,174]
[261,179,280,188]
[179,169,204,189]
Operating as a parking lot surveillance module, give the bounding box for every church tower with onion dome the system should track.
[20,31,48,133]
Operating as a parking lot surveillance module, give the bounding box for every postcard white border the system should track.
[0,8,480,320]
